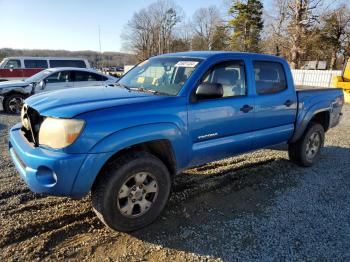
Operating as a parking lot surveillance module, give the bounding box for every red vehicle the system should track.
[0,57,90,81]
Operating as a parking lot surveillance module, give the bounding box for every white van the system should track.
[0,57,91,81]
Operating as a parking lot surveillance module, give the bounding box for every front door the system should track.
[38,70,73,93]
[188,60,254,166]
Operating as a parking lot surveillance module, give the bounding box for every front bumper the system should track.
[8,123,107,198]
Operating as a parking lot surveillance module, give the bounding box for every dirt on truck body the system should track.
[1,105,350,261]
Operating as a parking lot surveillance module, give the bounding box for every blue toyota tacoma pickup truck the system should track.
[9,52,344,231]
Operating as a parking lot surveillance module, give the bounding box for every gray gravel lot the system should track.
[0,105,349,261]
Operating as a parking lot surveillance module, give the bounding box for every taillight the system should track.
[335,96,344,106]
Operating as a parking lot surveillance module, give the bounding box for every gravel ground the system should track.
[0,105,349,261]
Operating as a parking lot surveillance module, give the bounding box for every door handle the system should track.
[240,104,253,113]
[284,100,293,107]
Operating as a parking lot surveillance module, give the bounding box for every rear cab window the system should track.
[4,59,21,69]
[253,61,287,94]
[49,60,86,68]
[24,60,48,68]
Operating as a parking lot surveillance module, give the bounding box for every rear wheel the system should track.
[288,123,325,167]
[4,93,25,114]
[91,151,171,232]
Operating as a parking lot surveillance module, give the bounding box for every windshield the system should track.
[25,69,53,83]
[0,59,7,68]
[118,57,202,95]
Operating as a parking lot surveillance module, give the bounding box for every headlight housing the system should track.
[39,117,85,149]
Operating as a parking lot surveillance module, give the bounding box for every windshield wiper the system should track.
[130,87,154,93]
[115,84,168,95]
[130,87,167,95]
[114,82,131,91]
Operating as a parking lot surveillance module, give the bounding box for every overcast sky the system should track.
[1,0,338,52]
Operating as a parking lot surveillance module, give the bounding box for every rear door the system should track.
[188,59,254,166]
[251,60,297,148]
[72,71,106,88]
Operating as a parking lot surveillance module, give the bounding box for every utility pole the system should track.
[98,25,102,69]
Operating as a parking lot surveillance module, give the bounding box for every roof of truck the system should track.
[158,51,285,61]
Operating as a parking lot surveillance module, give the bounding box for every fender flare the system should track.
[2,86,31,98]
[70,123,188,197]
[290,100,331,143]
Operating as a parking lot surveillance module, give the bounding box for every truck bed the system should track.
[290,87,344,143]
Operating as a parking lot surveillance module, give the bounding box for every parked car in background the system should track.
[8,51,344,232]
[0,57,91,82]
[0,67,116,113]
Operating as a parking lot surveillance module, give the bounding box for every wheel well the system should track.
[2,91,26,106]
[4,91,26,98]
[310,111,330,131]
[102,139,177,177]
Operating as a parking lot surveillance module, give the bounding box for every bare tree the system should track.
[265,0,290,56]
[191,6,222,50]
[121,0,183,61]
[287,0,323,68]
[320,5,350,68]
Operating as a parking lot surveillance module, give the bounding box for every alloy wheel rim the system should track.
[306,132,321,160]
[117,172,159,218]
[8,97,24,114]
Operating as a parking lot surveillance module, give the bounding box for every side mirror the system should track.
[38,80,46,90]
[195,83,223,100]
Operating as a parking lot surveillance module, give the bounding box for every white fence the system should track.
[291,69,342,88]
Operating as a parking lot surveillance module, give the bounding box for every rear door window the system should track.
[73,71,104,81]
[4,59,21,69]
[49,60,86,68]
[24,59,48,68]
[253,61,287,94]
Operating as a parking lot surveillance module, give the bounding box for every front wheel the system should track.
[91,151,171,232]
[3,93,25,114]
[288,123,325,167]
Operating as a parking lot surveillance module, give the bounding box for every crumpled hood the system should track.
[25,86,164,118]
[0,80,28,90]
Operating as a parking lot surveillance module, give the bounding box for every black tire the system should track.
[288,123,325,167]
[91,151,171,232]
[3,93,25,114]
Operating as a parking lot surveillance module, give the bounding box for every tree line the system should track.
[122,0,350,69]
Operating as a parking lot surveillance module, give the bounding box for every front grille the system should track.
[21,106,44,146]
